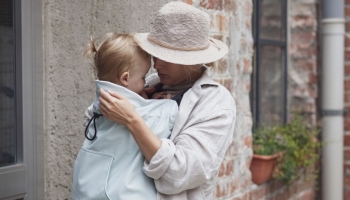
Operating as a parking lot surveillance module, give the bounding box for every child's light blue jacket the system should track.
[72,80,178,200]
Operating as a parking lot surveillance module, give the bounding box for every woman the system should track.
[99,2,236,199]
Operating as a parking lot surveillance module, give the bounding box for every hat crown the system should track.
[148,2,210,51]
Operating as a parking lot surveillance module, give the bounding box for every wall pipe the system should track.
[321,0,344,199]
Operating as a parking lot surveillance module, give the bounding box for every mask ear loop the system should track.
[209,38,221,51]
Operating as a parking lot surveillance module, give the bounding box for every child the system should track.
[72,33,178,200]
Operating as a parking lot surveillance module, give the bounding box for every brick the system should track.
[346,7,350,17]
[345,119,350,131]
[346,107,350,118]
[213,77,232,92]
[345,176,350,187]
[243,0,252,15]
[225,160,234,176]
[346,35,350,48]
[218,162,225,178]
[344,188,350,199]
[243,135,252,148]
[230,177,239,194]
[249,184,268,200]
[215,181,229,198]
[345,163,350,179]
[240,37,254,54]
[345,64,350,75]
[182,0,193,5]
[268,180,284,193]
[232,194,248,200]
[345,50,350,60]
[240,172,252,188]
[307,86,317,99]
[291,32,316,43]
[292,15,315,28]
[309,73,317,84]
[243,58,252,74]
[346,21,350,32]
[245,18,251,30]
[345,93,350,103]
[200,0,223,10]
[294,59,316,72]
[346,80,350,91]
[224,0,238,14]
[345,149,350,160]
[274,191,286,200]
[214,14,229,32]
[300,190,314,200]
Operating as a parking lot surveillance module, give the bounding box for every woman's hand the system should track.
[99,88,137,125]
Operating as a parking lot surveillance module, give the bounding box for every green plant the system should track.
[252,114,321,184]
[273,114,321,184]
[253,126,284,155]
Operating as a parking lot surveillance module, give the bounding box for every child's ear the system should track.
[119,72,129,86]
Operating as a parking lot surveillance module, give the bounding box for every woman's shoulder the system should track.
[192,73,235,107]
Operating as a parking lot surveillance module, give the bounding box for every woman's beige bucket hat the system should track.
[134,1,228,65]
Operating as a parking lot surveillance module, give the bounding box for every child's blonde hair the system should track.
[84,33,149,83]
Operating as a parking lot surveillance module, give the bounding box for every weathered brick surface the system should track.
[346,1,350,199]
[185,0,253,199]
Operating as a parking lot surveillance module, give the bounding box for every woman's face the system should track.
[153,58,201,85]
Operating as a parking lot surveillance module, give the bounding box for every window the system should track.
[0,0,44,199]
[251,0,288,127]
[0,0,19,168]
[0,1,26,199]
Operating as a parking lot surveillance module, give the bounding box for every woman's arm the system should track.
[143,109,235,194]
[98,88,161,161]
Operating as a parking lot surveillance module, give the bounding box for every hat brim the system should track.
[134,33,228,65]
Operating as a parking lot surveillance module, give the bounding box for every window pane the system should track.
[259,45,284,125]
[260,0,283,40]
[0,0,16,167]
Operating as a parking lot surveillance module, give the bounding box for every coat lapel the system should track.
[170,88,199,140]
[169,71,219,141]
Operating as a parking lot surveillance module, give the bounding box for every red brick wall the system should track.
[185,0,319,199]
[344,0,350,198]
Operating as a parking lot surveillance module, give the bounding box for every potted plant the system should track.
[250,114,321,185]
[250,126,284,184]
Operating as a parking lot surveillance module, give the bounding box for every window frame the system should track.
[0,1,25,198]
[0,0,44,199]
[251,0,288,127]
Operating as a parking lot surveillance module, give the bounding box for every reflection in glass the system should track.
[0,0,16,167]
[259,45,284,126]
[260,0,283,40]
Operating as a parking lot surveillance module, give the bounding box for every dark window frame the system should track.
[251,0,288,128]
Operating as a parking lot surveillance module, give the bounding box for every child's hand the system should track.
[140,87,156,99]
[152,91,172,99]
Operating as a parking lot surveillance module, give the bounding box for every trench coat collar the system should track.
[93,80,146,112]
[170,71,219,140]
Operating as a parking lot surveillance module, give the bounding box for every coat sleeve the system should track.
[142,108,236,195]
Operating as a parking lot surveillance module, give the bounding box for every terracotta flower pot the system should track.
[250,153,280,185]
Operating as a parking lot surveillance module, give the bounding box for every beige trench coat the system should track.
[143,72,236,200]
